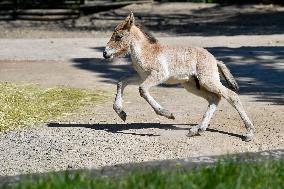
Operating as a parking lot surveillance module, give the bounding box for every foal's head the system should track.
[103,12,135,59]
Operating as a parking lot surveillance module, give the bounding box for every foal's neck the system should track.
[129,25,159,59]
[129,38,143,64]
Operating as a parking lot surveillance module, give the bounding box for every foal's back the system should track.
[155,44,219,84]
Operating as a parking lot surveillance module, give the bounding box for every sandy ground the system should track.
[0,2,283,177]
[0,35,283,176]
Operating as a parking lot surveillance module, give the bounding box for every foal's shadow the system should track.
[47,122,243,139]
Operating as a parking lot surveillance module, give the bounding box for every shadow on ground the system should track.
[71,46,284,105]
[48,122,190,137]
[89,5,284,36]
[208,46,284,105]
[47,122,244,139]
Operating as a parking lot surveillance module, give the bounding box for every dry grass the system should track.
[0,82,108,132]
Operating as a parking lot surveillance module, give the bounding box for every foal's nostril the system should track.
[103,51,107,58]
[103,50,112,59]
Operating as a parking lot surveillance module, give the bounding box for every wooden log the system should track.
[15,14,79,21]
[0,15,13,20]
[0,9,13,20]
[0,0,14,10]
[16,9,80,16]
[0,10,13,15]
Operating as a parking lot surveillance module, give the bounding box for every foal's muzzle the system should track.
[103,51,111,59]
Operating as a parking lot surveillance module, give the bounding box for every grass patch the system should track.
[0,82,108,132]
[5,160,284,189]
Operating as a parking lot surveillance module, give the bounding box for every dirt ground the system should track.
[0,3,283,176]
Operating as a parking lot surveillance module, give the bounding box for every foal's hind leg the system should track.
[182,81,221,136]
[199,79,255,141]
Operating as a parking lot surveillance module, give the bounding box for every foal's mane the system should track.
[135,23,158,44]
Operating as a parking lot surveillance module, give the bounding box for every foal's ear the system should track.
[124,11,135,31]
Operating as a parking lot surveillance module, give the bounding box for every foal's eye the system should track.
[116,34,123,40]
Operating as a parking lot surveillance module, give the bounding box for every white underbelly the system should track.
[164,75,191,84]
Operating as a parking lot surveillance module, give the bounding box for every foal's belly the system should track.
[164,75,191,84]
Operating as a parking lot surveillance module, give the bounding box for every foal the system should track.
[103,12,255,141]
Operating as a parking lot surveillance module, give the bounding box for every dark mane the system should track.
[135,23,158,44]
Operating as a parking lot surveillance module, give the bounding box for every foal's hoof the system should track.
[158,109,175,120]
[168,113,175,120]
[242,133,253,142]
[118,111,127,122]
[186,127,200,137]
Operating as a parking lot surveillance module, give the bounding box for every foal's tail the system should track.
[217,61,239,92]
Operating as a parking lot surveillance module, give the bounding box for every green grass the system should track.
[5,160,284,189]
[0,82,108,132]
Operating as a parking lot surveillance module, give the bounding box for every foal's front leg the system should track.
[114,75,140,121]
[139,72,175,120]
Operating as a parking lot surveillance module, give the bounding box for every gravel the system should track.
[0,3,283,176]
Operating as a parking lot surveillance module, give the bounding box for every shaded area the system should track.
[71,57,134,84]
[48,122,190,137]
[71,46,284,105]
[0,0,83,9]
[80,1,152,15]
[0,0,82,20]
[1,4,284,36]
[86,4,284,36]
[206,128,243,139]
[207,46,284,104]
[47,122,244,139]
